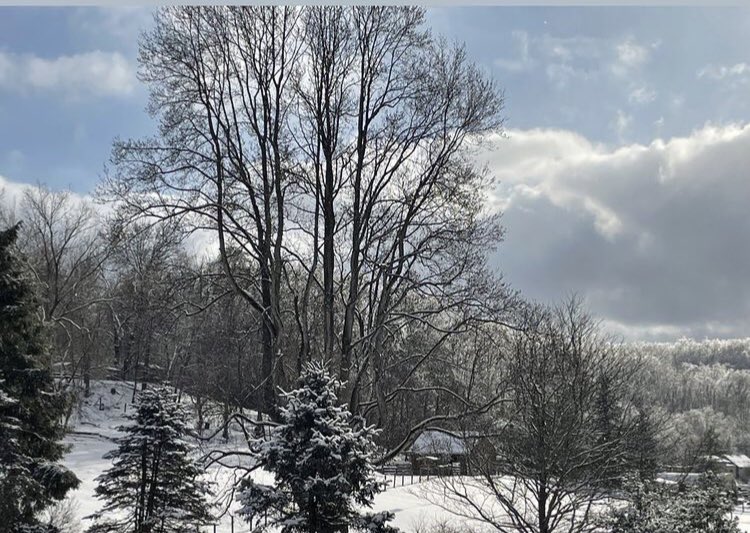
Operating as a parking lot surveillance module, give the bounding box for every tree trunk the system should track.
[322,162,336,362]
[222,401,230,441]
[83,350,91,397]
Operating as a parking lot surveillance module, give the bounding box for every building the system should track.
[699,454,750,484]
[724,454,750,483]
[407,429,495,475]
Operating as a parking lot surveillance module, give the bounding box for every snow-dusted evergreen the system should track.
[86,386,213,533]
[238,362,398,533]
[607,473,741,533]
[0,223,79,532]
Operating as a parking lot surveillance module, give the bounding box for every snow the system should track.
[61,380,750,532]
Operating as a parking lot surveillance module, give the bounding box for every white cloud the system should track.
[613,109,632,140]
[0,175,216,262]
[494,30,534,72]
[0,51,136,98]
[628,85,657,104]
[612,38,650,77]
[0,176,100,219]
[497,32,658,101]
[0,175,34,213]
[698,62,750,80]
[483,122,750,340]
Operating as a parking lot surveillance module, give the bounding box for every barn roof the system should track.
[410,430,468,455]
[725,454,750,468]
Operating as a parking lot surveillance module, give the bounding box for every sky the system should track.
[1,6,750,341]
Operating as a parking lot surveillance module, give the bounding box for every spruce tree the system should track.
[238,362,397,533]
[86,386,213,533]
[0,223,79,532]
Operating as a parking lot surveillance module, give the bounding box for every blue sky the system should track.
[2,7,750,340]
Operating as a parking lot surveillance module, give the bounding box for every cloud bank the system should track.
[484,122,750,340]
[0,51,135,98]
[5,118,750,341]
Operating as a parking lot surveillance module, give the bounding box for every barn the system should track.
[724,454,750,483]
[407,429,496,475]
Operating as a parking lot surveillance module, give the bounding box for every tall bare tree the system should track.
[102,7,514,442]
[105,6,302,414]
[291,8,511,423]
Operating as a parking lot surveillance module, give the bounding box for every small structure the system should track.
[724,454,750,483]
[407,430,495,475]
[698,454,750,485]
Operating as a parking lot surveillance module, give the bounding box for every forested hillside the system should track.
[634,338,750,464]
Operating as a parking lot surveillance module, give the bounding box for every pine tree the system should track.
[238,362,398,533]
[0,223,80,532]
[86,386,213,533]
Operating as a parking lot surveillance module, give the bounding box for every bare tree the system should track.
[104,6,302,415]
[102,6,515,443]
[430,298,648,533]
[8,186,110,393]
[106,220,187,400]
[291,7,512,427]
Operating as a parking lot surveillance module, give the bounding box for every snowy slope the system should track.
[61,380,750,533]
[64,380,259,532]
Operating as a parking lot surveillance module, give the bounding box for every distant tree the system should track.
[434,298,649,533]
[105,221,186,400]
[625,405,661,481]
[0,223,80,532]
[238,362,397,533]
[86,386,213,533]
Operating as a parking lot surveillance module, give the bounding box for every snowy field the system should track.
[62,380,750,533]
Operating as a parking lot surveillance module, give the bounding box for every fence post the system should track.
[213,525,217,533]
[231,514,234,533]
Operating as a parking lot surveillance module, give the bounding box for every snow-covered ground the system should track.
[61,380,750,532]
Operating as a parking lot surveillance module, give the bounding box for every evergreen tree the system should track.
[238,362,397,533]
[0,223,79,532]
[86,386,213,533]
[607,473,740,533]
[625,406,660,481]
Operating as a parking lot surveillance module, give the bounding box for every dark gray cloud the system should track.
[484,124,750,340]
